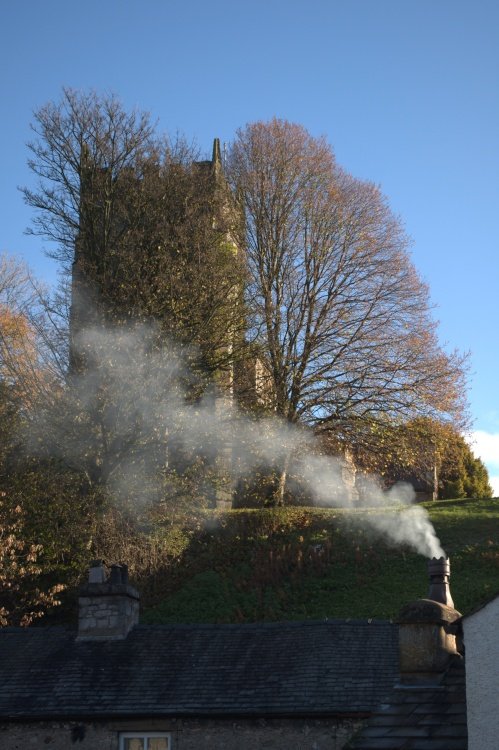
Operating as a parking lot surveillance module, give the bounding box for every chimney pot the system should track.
[121,563,129,584]
[428,556,454,608]
[109,564,123,584]
[88,560,106,584]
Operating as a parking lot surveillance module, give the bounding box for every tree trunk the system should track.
[274,453,291,506]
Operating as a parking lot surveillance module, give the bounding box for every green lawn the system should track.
[140,498,499,624]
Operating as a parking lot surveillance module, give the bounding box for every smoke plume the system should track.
[33,321,444,559]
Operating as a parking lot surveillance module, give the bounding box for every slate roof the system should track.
[347,654,467,750]
[0,619,398,720]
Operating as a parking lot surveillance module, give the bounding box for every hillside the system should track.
[137,497,499,624]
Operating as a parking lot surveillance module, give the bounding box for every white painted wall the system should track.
[463,594,499,750]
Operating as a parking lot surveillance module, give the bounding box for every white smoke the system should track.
[296,451,445,558]
[36,321,445,558]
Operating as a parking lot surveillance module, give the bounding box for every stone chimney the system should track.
[77,561,139,641]
[397,556,461,682]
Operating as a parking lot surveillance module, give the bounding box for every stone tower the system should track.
[193,139,245,506]
[68,138,247,505]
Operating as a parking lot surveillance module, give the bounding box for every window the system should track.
[119,732,171,750]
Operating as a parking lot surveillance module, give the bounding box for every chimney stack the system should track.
[397,556,461,681]
[77,561,139,641]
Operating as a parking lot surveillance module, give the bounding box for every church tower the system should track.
[68,137,248,506]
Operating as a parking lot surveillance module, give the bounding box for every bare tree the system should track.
[20,91,247,496]
[22,89,246,378]
[22,87,155,272]
[229,119,468,501]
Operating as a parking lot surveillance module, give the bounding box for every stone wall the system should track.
[78,589,139,640]
[77,572,140,641]
[0,716,363,750]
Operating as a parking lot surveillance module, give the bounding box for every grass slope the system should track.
[140,498,499,624]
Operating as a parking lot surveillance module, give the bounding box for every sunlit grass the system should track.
[141,498,499,624]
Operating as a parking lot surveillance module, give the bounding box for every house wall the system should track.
[0,716,363,750]
[462,595,499,750]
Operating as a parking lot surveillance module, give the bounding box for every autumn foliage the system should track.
[0,495,65,626]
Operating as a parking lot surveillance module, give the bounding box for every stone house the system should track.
[0,562,396,749]
[2,556,490,750]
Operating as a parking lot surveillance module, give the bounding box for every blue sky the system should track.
[1,0,498,491]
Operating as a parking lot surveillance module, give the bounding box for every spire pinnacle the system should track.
[212,138,222,167]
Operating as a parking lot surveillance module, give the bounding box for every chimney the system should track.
[428,556,454,607]
[77,561,139,641]
[397,556,461,681]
